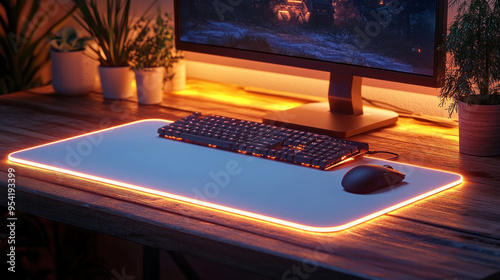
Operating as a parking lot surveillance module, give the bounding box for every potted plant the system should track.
[73,0,154,100]
[439,0,500,156]
[48,26,96,95]
[128,12,174,105]
[165,49,186,92]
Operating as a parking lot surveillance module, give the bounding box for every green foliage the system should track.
[128,12,175,70]
[440,0,500,116]
[48,26,93,52]
[0,0,76,94]
[73,0,156,67]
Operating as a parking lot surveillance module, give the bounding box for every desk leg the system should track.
[143,246,201,280]
[168,251,202,280]
[143,246,160,279]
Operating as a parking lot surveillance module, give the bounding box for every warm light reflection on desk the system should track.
[170,79,306,111]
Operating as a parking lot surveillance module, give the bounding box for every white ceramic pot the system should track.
[165,59,186,92]
[51,49,97,95]
[134,67,166,105]
[459,102,500,156]
[98,66,133,100]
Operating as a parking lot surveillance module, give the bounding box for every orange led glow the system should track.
[324,157,355,170]
[172,79,308,112]
[8,120,464,233]
[172,88,303,111]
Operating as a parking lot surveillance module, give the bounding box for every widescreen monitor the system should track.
[175,0,448,137]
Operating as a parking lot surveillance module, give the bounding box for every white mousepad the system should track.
[9,119,463,232]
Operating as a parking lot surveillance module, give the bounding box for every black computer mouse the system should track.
[341,164,406,194]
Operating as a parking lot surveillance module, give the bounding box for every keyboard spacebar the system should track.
[180,133,234,149]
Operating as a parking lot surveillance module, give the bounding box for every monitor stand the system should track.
[262,73,398,138]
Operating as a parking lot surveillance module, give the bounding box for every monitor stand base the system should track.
[262,103,398,138]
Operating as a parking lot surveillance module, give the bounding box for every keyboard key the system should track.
[180,132,234,149]
[295,154,313,165]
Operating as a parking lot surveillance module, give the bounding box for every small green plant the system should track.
[73,0,155,67]
[440,0,500,116]
[170,48,185,64]
[48,26,93,52]
[128,12,175,70]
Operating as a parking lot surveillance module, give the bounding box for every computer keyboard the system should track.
[157,113,369,170]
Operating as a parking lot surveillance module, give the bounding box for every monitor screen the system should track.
[176,0,446,86]
[175,0,448,137]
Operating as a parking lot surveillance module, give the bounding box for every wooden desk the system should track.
[1,80,499,279]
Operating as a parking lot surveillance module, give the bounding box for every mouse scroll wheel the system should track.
[383,165,394,169]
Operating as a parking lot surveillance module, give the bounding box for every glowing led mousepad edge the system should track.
[8,119,463,233]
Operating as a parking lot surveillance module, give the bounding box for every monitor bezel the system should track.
[174,0,448,88]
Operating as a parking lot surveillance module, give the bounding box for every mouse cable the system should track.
[366,151,400,161]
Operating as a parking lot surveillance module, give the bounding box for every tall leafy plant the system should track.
[0,0,76,94]
[440,0,500,116]
[73,0,155,67]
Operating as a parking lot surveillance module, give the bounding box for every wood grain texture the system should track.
[1,80,500,280]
